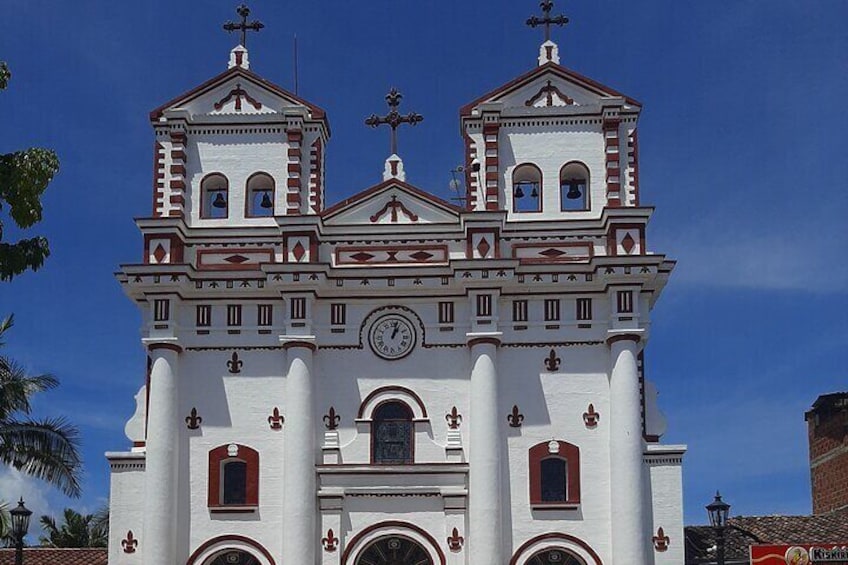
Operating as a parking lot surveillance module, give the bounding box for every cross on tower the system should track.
[365,88,424,156]
[223,4,265,48]
[526,0,569,43]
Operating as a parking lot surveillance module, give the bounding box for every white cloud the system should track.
[0,469,56,543]
[655,214,848,293]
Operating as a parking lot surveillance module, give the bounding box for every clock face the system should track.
[369,314,416,360]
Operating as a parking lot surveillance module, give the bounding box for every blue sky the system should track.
[1,1,846,530]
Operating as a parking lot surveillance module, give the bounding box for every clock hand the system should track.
[391,322,399,339]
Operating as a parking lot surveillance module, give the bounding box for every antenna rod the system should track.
[293,34,299,96]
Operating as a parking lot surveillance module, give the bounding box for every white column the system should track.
[141,343,179,565]
[282,339,317,564]
[609,334,648,565]
[467,336,503,565]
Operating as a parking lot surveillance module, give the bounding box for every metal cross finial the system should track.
[526,0,569,43]
[223,4,265,48]
[365,88,424,156]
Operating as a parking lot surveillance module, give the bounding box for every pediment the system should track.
[322,180,461,226]
[150,66,326,122]
[461,62,641,116]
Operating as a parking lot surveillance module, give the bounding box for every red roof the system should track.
[459,61,641,117]
[0,548,108,565]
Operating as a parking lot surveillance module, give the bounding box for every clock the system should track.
[368,314,416,360]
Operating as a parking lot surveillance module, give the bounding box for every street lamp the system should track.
[9,497,32,565]
[706,491,731,565]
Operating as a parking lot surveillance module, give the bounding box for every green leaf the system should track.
[0,149,60,229]
[0,62,9,91]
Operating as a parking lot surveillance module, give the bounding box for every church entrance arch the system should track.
[341,521,445,565]
[355,535,433,565]
[203,550,261,565]
[186,535,275,565]
[523,548,587,565]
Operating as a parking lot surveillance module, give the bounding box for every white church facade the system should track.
[106,4,686,564]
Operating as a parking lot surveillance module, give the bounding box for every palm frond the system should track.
[0,315,13,346]
[0,355,58,419]
[0,417,82,497]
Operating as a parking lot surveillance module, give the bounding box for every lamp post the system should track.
[706,491,731,565]
[9,497,32,565]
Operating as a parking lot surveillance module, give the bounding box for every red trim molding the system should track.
[529,440,581,507]
[467,336,501,348]
[509,533,603,565]
[606,334,641,346]
[186,535,276,565]
[281,340,317,352]
[358,385,428,419]
[340,521,446,565]
[207,444,259,509]
[147,343,182,353]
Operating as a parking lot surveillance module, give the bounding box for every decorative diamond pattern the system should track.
[292,241,307,262]
[621,232,636,254]
[350,252,375,262]
[539,248,567,258]
[476,237,491,258]
[153,244,167,263]
[410,251,434,262]
[224,255,249,264]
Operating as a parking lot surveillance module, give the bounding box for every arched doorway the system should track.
[203,549,262,565]
[355,535,434,565]
[525,548,587,565]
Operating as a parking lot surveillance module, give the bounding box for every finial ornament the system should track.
[526,0,569,43]
[223,4,265,48]
[365,88,424,157]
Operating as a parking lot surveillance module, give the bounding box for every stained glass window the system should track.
[372,401,413,464]
[207,550,260,565]
[540,457,567,502]
[356,536,433,565]
[527,548,586,565]
[222,461,247,505]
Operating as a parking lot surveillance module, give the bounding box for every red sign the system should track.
[751,544,848,565]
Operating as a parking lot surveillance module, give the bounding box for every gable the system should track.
[322,180,461,226]
[150,66,327,123]
[460,62,641,116]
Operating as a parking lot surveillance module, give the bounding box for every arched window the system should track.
[526,548,587,565]
[201,173,229,219]
[356,536,433,565]
[512,164,542,213]
[529,440,580,508]
[246,172,275,217]
[372,400,414,464]
[208,444,259,509]
[222,461,247,504]
[205,550,261,565]
[560,162,589,211]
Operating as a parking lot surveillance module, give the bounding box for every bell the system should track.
[514,186,525,198]
[260,191,273,209]
[566,183,582,200]
[530,186,539,198]
[212,192,227,208]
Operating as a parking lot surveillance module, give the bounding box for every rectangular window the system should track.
[438,302,454,324]
[257,304,273,327]
[544,299,561,322]
[512,300,528,322]
[577,298,592,321]
[617,290,633,314]
[290,297,306,320]
[154,299,170,322]
[476,294,492,318]
[227,305,242,327]
[196,305,211,327]
[331,303,346,326]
